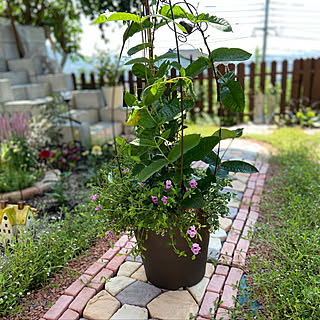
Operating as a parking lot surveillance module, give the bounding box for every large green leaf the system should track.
[126,108,157,128]
[221,160,258,173]
[128,42,153,56]
[142,80,166,106]
[183,136,221,166]
[136,158,168,182]
[132,63,153,79]
[220,80,245,112]
[168,134,200,162]
[124,20,153,40]
[158,97,194,122]
[155,61,171,78]
[124,57,148,65]
[212,128,243,139]
[185,56,210,79]
[182,189,204,208]
[159,4,189,19]
[124,92,138,107]
[95,12,141,24]
[194,14,232,32]
[211,48,251,62]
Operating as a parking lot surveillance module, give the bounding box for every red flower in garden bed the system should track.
[39,149,50,160]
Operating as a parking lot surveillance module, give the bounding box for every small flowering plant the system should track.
[92,1,258,257]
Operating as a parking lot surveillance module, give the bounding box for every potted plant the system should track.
[91,48,125,109]
[91,1,257,290]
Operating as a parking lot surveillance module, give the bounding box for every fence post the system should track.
[81,73,86,90]
[217,64,226,118]
[237,63,245,122]
[128,71,134,94]
[90,73,96,89]
[260,61,266,93]
[249,62,255,121]
[311,58,320,106]
[71,73,77,90]
[302,59,313,104]
[271,61,277,86]
[208,68,213,115]
[290,59,303,110]
[280,60,288,116]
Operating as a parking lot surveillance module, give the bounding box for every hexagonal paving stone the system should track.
[131,265,148,282]
[225,207,238,220]
[187,277,209,304]
[147,290,198,320]
[204,263,215,278]
[115,280,161,307]
[110,304,148,320]
[210,228,227,242]
[83,290,120,320]
[117,261,142,277]
[126,253,143,263]
[218,217,232,232]
[105,276,136,296]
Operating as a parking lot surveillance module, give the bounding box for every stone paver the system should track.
[227,180,246,192]
[83,290,120,320]
[218,217,232,232]
[110,304,148,320]
[148,290,198,320]
[210,228,227,242]
[204,263,215,278]
[125,253,143,263]
[69,287,96,314]
[207,274,226,294]
[116,280,161,307]
[59,309,79,320]
[117,261,141,277]
[187,276,209,304]
[215,265,229,277]
[225,207,238,220]
[131,265,148,282]
[105,275,136,296]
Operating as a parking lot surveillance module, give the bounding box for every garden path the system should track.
[41,138,270,320]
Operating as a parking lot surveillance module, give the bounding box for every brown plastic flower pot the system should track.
[137,224,209,290]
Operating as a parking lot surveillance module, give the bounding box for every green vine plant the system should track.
[91,1,258,258]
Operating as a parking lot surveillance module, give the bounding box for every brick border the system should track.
[197,154,269,320]
[42,154,269,320]
[0,169,60,201]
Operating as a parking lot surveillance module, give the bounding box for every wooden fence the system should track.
[71,57,320,124]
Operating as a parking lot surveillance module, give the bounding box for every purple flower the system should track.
[138,182,145,186]
[123,168,130,173]
[91,194,99,201]
[187,225,197,238]
[189,178,198,189]
[151,196,158,204]
[165,180,173,190]
[161,196,168,205]
[95,204,101,211]
[105,231,114,240]
[186,187,190,193]
[191,243,201,255]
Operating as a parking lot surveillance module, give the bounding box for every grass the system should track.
[231,128,320,319]
[0,203,107,316]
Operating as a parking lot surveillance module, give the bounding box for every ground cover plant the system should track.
[230,128,320,319]
[0,204,107,316]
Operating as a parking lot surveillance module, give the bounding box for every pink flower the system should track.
[165,180,173,189]
[187,225,197,238]
[95,204,101,211]
[161,196,168,205]
[191,243,201,255]
[186,187,190,193]
[151,196,158,204]
[123,168,130,173]
[138,182,145,186]
[105,231,114,240]
[189,178,197,188]
[91,194,99,201]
